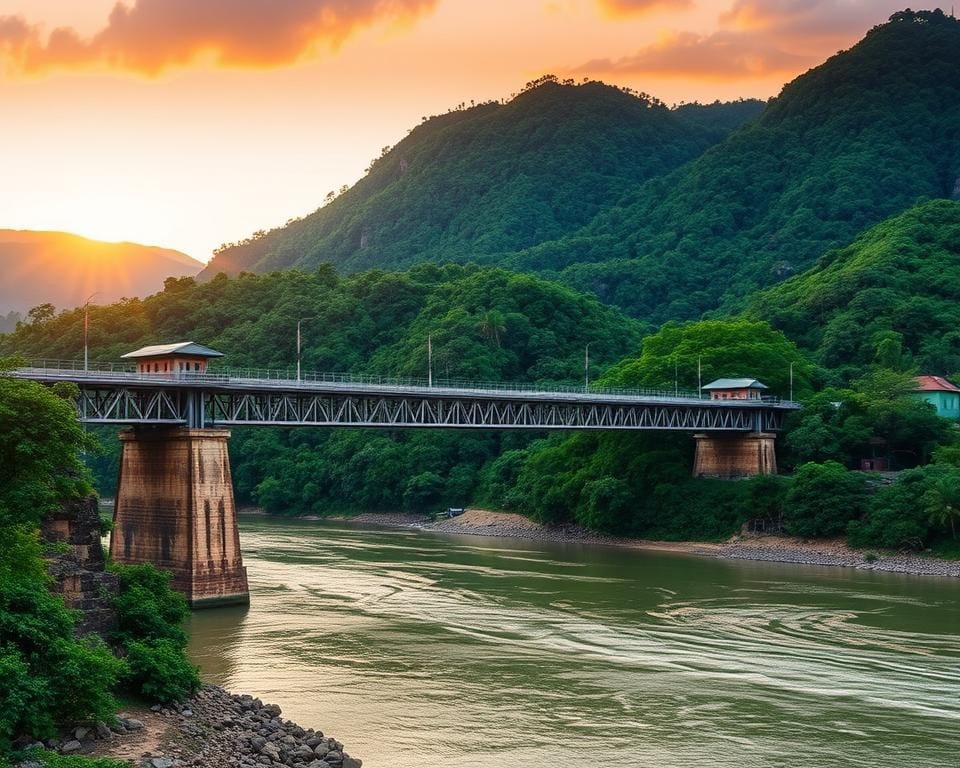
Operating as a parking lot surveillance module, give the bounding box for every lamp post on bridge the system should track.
[83,292,99,371]
[584,342,592,390]
[297,317,316,383]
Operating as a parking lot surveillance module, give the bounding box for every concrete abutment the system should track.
[693,432,777,478]
[111,427,249,608]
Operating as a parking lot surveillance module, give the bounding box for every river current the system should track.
[186,518,960,768]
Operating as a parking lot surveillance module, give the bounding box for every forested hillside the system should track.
[2,265,643,509]
[201,81,763,277]
[749,200,960,380]
[518,10,960,321]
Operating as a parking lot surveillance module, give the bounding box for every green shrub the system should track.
[0,532,123,752]
[848,465,960,550]
[110,564,189,645]
[122,639,200,704]
[578,477,633,533]
[109,563,198,703]
[785,461,868,537]
[0,649,50,752]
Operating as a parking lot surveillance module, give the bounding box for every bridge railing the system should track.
[13,358,795,405]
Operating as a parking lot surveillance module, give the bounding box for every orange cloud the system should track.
[577,30,814,78]
[0,0,437,77]
[720,0,928,42]
[576,1,936,81]
[596,0,693,17]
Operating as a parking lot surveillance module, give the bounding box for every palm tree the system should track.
[924,473,960,539]
[477,310,507,348]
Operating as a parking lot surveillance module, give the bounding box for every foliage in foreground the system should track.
[0,374,122,753]
[110,564,199,704]
[0,373,197,758]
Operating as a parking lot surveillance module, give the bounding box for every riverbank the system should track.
[324,509,960,578]
[20,685,360,768]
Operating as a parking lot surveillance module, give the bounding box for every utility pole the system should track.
[698,355,702,397]
[584,342,592,390]
[83,292,98,371]
[428,334,433,387]
[674,358,679,397]
[789,361,794,402]
[297,317,315,382]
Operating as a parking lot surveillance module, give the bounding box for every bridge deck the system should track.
[10,364,799,431]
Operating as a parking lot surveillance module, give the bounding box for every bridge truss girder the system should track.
[74,385,786,432]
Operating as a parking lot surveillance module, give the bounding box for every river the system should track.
[186,517,960,768]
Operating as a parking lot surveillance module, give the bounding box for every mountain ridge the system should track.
[0,229,203,321]
[200,82,764,279]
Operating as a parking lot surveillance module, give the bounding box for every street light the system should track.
[297,317,316,382]
[428,334,433,388]
[584,342,592,390]
[83,292,99,371]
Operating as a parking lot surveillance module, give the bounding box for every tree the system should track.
[26,303,55,324]
[600,318,812,397]
[0,372,123,749]
[924,469,960,538]
[848,465,953,550]
[477,310,507,347]
[0,370,94,527]
[784,462,869,537]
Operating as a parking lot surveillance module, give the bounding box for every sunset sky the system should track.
[0,0,944,261]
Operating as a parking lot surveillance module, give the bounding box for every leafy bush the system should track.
[110,564,198,703]
[122,639,200,704]
[579,478,633,532]
[785,462,869,537]
[849,465,960,550]
[0,376,123,754]
[0,533,123,751]
[110,564,189,646]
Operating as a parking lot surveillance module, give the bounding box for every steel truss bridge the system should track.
[11,363,799,432]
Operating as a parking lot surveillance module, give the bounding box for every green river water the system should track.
[186,518,960,768]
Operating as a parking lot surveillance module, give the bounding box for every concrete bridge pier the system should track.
[110,427,249,608]
[693,432,777,478]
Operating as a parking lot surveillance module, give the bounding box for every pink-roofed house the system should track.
[911,375,960,419]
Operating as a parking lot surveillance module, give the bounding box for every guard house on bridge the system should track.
[702,378,768,401]
[122,341,223,375]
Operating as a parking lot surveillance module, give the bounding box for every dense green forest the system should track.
[2,265,643,507]
[749,199,960,380]
[478,319,958,547]
[6,235,960,551]
[203,11,960,327]
[200,80,763,278]
[513,9,960,321]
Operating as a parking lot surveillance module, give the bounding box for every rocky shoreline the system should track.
[17,685,359,768]
[331,510,960,579]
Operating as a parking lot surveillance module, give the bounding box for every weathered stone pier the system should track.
[111,427,249,607]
